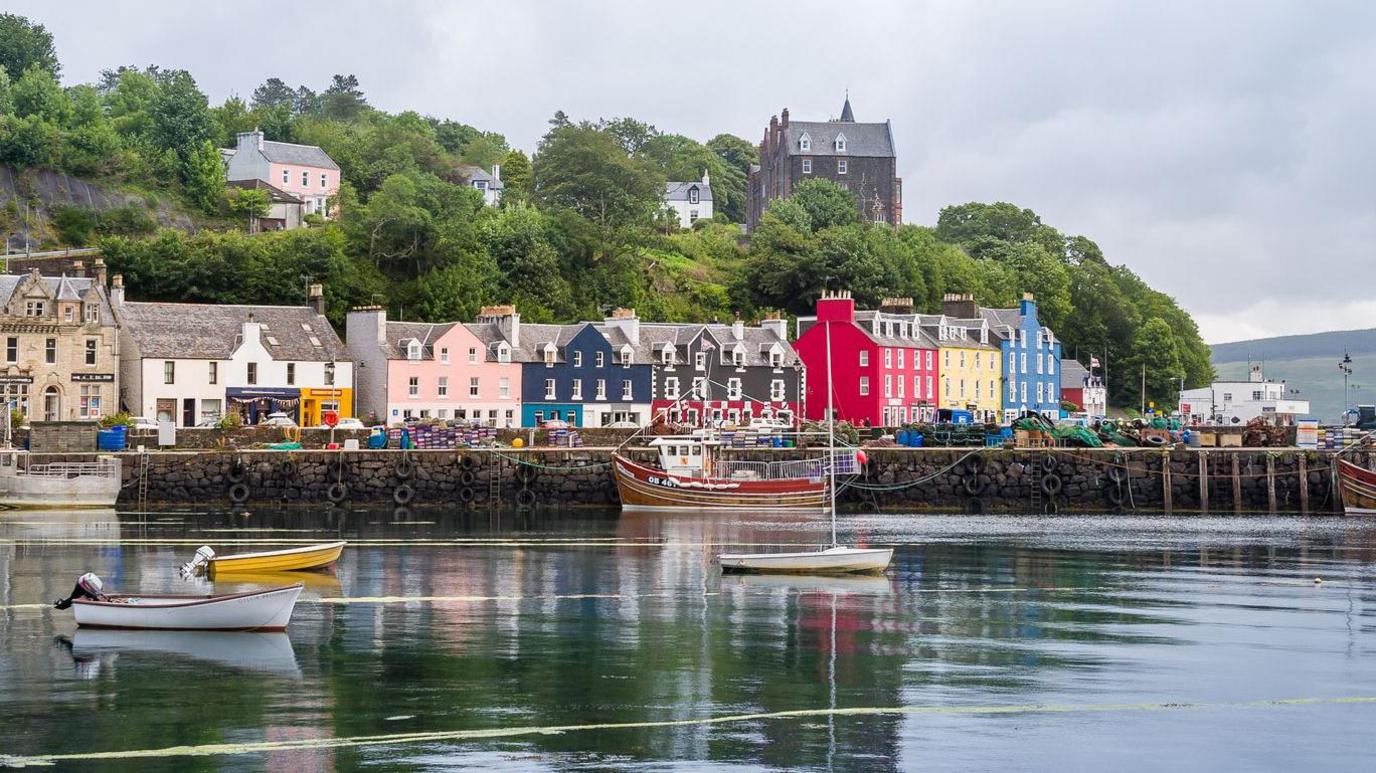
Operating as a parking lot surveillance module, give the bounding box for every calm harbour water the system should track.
[2,508,1375,771]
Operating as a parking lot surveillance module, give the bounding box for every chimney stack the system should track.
[478,304,521,349]
[91,257,107,286]
[760,310,788,341]
[72,260,85,278]
[881,297,916,315]
[941,292,977,319]
[110,274,124,308]
[308,283,325,315]
[732,312,745,341]
[603,307,640,345]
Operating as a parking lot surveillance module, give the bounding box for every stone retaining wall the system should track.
[102,447,1355,514]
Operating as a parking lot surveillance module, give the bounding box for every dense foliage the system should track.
[1,13,1211,408]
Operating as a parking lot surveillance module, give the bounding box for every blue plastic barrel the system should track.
[896,429,910,446]
[911,433,924,447]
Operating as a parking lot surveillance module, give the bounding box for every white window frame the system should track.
[622,380,633,400]
[859,350,869,368]
[771,379,785,401]
[409,376,420,397]
[573,351,583,368]
[499,377,510,398]
[859,377,870,396]
[571,379,583,400]
[596,379,606,400]
[665,377,680,400]
[727,378,742,400]
[469,376,480,398]
[438,376,449,397]
[545,378,556,400]
[837,159,847,175]
[802,158,812,174]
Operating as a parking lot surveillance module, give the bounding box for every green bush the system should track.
[97,205,157,237]
[52,205,98,246]
[98,411,134,429]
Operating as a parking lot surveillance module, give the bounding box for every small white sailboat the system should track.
[55,573,302,631]
[717,315,892,575]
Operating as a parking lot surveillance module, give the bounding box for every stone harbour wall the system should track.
[100,446,1356,514]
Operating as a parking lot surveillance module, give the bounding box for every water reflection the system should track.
[1,509,1375,770]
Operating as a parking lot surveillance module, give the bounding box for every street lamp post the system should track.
[1340,351,1354,418]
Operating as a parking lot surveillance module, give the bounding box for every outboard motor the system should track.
[180,546,215,578]
[54,572,107,609]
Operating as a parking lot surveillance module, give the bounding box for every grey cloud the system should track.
[14,0,1376,343]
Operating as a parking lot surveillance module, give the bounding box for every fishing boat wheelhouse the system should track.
[612,433,850,511]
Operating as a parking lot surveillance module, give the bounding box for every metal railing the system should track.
[714,452,856,481]
[21,459,120,479]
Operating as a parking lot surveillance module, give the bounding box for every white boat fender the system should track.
[55,572,107,609]
[180,546,216,578]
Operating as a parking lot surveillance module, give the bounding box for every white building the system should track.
[664,171,713,229]
[1178,365,1309,426]
[115,284,354,427]
[455,164,503,206]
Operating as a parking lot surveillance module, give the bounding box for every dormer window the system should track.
[732,346,745,367]
[406,340,421,361]
[799,132,811,152]
[543,343,557,366]
[620,344,633,367]
[834,133,847,153]
[25,300,44,317]
[688,186,699,205]
[496,343,511,363]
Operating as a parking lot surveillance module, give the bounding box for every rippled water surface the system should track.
[2,508,1376,771]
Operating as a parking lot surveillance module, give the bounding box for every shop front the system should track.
[300,387,353,427]
[226,387,300,425]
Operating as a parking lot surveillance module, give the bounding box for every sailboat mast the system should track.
[825,317,837,546]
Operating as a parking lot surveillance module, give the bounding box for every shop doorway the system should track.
[42,386,60,421]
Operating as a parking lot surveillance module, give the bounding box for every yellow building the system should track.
[921,314,1002,423]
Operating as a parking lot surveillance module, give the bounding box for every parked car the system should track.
[326,417,366,430]
[541,419,570,429]
[127,416,159,431]
[604,421,639,429]
[262,412,298,428]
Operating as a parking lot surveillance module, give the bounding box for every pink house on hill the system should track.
[224,130,340,220]
[346,306,521,427]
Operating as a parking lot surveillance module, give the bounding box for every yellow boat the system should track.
[183,541,346,577]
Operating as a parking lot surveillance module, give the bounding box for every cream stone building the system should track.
[0,263,120,422]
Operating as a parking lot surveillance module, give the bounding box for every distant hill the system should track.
[1211,328,1376,422]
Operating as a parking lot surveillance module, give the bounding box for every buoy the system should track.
[512,437,525,448]
[1313,578,1324,584]
[855,450,868,466]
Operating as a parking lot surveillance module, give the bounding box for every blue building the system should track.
[978,293,1063,420]
[467,309,653,427]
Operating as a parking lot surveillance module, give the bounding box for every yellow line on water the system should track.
[4,696,1373,765]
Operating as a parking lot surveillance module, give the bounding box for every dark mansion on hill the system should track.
[747,96,902,230]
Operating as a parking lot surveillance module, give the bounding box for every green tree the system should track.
[936,201,1043,246]
[1122,317,1185,409]
[533,119,664,230]
[0,68,12,115]
[250,77,297,110]
[183,140,226,214]
[224,186,272,226]
[10,65,70,123]
[0,113,58,168]
[211,96,258,146]
[320,74,368,120]
[459,133,509,169]
[790,178,860,231]
[706,133,756,223]
[499,149,532,198]
[150,70,215,165]
[0,14,59,79]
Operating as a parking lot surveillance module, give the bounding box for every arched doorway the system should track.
[43,386,60,421]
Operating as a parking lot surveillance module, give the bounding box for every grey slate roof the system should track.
[228,178,304,204]
[119,302,347,361]
[0,273,114,325]
[785,120,895,158]
[664,181,713,202]
[455,164,504,190]
[257,140,339,170]
[383,321,457,359]
[851,310,940,349]
[1060,359,1089,388]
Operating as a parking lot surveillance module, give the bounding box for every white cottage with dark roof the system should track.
[663,171,713,229]
[0,264,120,422]
[114,283,354,427]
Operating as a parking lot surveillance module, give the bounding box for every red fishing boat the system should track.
[612,435,852,511]
[1336,458,1376,514]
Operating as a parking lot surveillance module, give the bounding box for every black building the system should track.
[747,96,901,230]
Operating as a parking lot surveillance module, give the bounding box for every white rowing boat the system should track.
[718,545,893,574]
[67,583,303,631]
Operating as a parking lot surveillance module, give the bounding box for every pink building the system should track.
[224,130,340,220]
[346,307,521,427]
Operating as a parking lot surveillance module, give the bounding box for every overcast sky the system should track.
[15,0,1375,344]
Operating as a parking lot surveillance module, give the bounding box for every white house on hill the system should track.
[664,171,713,229]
